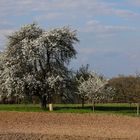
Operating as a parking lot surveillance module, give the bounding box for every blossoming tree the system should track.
[1,23,79,110]
[77,72,114,111]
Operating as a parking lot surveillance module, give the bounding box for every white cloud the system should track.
[86,20,100,26]
[0,0,139,19]
[127,0,140,6]
[53,1,138,18]
[82,19,136,37]
[114,9,140,18]
[127,52,140,60]
[0,29,13,35]
[35,13,64,21]
[0,20,14,26]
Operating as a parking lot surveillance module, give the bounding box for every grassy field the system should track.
[0,103,139,116]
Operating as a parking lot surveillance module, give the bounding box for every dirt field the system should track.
[0,112,140,140]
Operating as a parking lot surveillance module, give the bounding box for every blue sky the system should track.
[0,0,140,77]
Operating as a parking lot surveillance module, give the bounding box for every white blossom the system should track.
[0,23,78,107]
[77,72,113,103]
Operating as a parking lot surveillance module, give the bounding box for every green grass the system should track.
[0,103,139,116]
[0,104,45,112]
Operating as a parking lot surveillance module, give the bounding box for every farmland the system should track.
[0,104,140,139]
[0,111,140,140]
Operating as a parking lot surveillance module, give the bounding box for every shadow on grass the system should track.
[96,106,135,111]
[54,106,91,110]
[95,106,136,114]
[53,105,136,114]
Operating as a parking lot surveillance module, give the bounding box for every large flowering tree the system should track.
[1,23,79,109]
[0,52,5,99]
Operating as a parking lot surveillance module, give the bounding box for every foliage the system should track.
[74,64,91,106]
[77,72,106,101]
[0,23,79,109]
[109,75,140,103]
[109,75,140,115]
[76,71,114,111]
[76,64,90,81]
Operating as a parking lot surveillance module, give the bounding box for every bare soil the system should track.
[0,112,140,140]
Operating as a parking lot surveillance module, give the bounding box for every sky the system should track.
[0,0,140,77]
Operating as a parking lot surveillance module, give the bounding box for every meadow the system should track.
[0,103,138,116]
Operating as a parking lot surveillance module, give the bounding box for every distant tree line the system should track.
[109,75,140,115]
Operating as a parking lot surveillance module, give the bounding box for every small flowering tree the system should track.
[77,72,113,111]
[75,64,91,107]
[1,23,79,110]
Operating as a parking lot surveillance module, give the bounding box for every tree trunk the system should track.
[129,102,131,107]
[49,103,53,111]
[40,95,47,109]
[137,103,140,116]
[81,98,85,108]
[92,99,95,112]
[48,94,53,111]
[46,51,53,112]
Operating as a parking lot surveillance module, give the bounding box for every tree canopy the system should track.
[0,23,79,109]
[76,71,114,111]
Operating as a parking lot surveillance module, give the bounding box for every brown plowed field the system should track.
[0,112,140,140]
